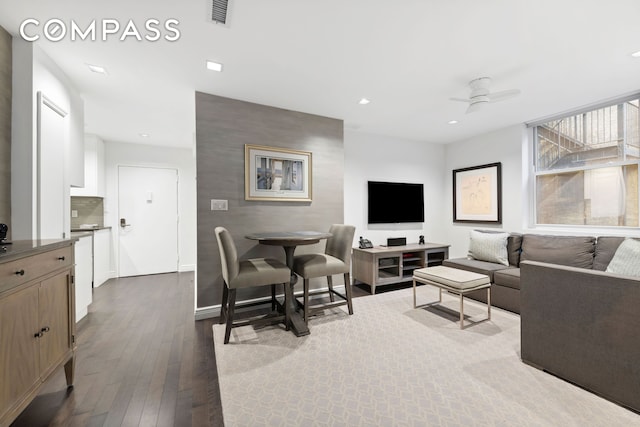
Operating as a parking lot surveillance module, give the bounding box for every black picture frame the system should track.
[452,162,502,224]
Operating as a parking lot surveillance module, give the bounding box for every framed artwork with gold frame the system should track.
[245,144,312,202]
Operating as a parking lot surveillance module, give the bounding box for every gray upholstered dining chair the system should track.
[215,226,292,344]
[292,224,356,324]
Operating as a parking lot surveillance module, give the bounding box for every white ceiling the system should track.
[0,0,639,148]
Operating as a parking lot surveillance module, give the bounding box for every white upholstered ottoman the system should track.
[412,265,491,329]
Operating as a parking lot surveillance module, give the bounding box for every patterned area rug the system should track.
[213,287,638,426]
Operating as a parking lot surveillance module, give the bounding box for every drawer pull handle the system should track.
[34,331,43,338]
[15,269,25,276]
[41,326,50,333]
[58,256,66,261]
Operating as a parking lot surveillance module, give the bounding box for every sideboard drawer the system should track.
[0,246,73,294]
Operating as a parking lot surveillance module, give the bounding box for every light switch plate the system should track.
[211,199,228,211]
[71,210,78,218]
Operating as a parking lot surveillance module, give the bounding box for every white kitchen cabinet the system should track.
[93,228,111,287]
[73,233,93,321]
[70,134,105,197]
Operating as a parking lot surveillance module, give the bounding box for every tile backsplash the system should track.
[71,196,104,229]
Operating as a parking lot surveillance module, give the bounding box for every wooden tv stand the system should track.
[352,243,449,294]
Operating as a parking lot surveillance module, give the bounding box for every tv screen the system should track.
[368,181,424,224]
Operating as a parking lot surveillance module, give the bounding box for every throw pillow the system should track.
[605,238,640,277]
[467,230,509,266]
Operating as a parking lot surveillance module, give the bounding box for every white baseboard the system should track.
[179,264,196,272]
[194,285,347,320]
[195,305,220,320]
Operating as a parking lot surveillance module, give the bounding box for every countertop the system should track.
[70,226,112,238]
[70,226,112,232]
[0,239,75,263]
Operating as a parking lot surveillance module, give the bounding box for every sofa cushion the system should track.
[442,258,512,282]
[593,236,626,271]
[520,234,595,269]
[468,230,509,266]
[606,238,640,277]
[507,233,523,267]
[470,230,522,266]
[493,268,520,290]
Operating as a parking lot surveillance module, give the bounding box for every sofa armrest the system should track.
[520,260,640,412]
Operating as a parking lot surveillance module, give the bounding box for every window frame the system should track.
[528,93,640,230]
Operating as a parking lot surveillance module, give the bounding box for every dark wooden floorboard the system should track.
[10,272,379,427]
[10,272,224,427]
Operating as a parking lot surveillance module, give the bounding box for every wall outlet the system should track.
[71,210,78,218]
[211,199,228,211]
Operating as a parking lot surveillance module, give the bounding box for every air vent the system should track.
[211,0,229,24]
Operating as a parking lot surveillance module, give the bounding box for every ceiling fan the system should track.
[450,77,520,113]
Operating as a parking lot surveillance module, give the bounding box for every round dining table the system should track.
[245,231,331,336]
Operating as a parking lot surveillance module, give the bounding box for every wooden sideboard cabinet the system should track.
[352,243,449,294]
[0,240,76,427]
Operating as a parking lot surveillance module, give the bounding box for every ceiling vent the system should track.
[211,0,229,25]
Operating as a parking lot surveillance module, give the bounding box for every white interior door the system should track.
[38,93,67,240]
[118,166,178,277]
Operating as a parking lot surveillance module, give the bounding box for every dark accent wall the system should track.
[195,92,344,309]
[0,27,11,232]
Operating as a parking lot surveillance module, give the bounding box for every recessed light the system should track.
[448,120,459,125]
[632,50,640,58]
[139,133,150,138]
[358,98,371,105]
[87,64,107,74]
[206,60,223,72]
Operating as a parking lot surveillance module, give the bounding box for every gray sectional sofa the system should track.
[444,233,640,412]
[442,233,628,314]
[443,233,523,313]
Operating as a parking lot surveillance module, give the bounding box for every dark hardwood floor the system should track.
[9,273,391,427]
[11,272,224,427]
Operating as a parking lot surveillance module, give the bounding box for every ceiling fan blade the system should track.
[449,97,470,103]
[488,89,521,102]
[466,102,485,114]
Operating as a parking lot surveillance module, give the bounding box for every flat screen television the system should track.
[368,181,424,224]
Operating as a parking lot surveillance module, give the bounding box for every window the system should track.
[533,96,640,227]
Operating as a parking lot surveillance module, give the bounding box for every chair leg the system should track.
[283,282,293,331]
[224,289,237,344]
[271,284,277,311]
[327,275,335,302]
[219,283,229,325]
[344,273,354,315]
[303,278,310,324]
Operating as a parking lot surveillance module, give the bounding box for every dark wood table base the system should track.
[245,231,332,337]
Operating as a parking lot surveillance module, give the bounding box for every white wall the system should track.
[443,124,528,258]
[33,45,85,188]
[104,141,196,275]
[10,39,35,239]
[344,130,448,246]
[11,40,84,239]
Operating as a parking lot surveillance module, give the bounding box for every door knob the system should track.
[120,218,131,228]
